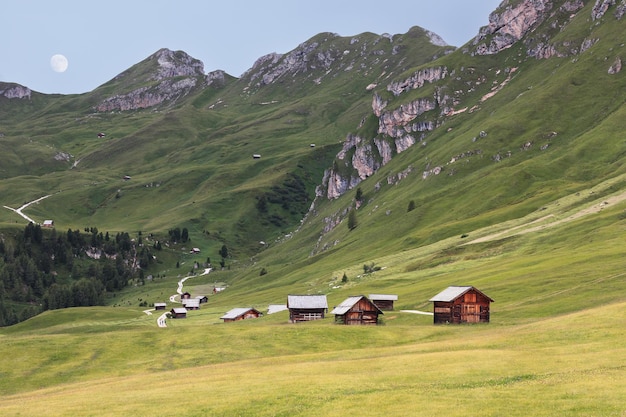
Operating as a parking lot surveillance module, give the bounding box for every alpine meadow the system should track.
[0,1,625,416]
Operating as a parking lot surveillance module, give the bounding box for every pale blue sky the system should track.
[2,0,501,94]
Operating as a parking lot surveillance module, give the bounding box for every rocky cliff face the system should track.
[471,0,554,56]
[94,48,217,112]
[316,0,626,201]
[471,0,624,59]
[0,83,31,100]
[240,28,454,94]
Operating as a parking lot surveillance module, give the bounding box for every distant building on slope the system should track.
[287,295,328,323]
[369,294,398,311]
[429,286,493,324]
[170,307,187,319]
[220,307,262,322]
[331,295,383,325]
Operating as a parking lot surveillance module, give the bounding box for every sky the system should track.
[2,0,502,95]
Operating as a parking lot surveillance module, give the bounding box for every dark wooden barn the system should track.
[369,294,398,311]
[331,295,383,325]
[196,295,209,304]
[287,295,328,323]
[429,286,493,324]
[154,302,167,310]
[220,307,262,322]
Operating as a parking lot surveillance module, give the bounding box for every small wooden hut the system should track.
[170,307,187,319]
[287,295,328,323]
[154,302,167,311]
[331,295,383,325]
[369,294,398,311]
[182,298,200,310]
[196,295,209,304]
[220,308,262,322]
[429,286,493,324]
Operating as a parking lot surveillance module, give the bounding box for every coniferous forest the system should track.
[0,223,154,325]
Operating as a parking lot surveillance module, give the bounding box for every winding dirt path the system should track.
[3,195,51,224]
[152,268,212,328]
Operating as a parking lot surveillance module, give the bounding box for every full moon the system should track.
[50,54,69,73]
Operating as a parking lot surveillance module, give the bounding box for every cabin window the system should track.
[302,312,322,320]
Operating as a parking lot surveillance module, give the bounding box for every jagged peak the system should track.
[149,48,205,80]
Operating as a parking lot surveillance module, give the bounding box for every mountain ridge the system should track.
[0,0,624,323]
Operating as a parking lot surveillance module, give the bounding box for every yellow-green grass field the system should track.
[0,299,624,416]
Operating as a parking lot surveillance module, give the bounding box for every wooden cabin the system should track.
[170,307,187,319]
[429,286,493,324]
[180,292,191,300]
[369,294,398,311]
[331,295,383,325]
[196,295,209,304]
[220,307,262,322]
[182,298,200,310]
[154,302,167,310]
[287,295,328,323]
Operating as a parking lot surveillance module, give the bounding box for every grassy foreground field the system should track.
[0,303,624,416]
[1,187,625,416]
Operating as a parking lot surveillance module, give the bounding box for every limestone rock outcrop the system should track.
[95,49,208,112]
[0,83,31,99]
[472,0,553,56]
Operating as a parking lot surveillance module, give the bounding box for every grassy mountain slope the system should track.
[1,0,625,414]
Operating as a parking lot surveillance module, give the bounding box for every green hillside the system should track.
[0,0,625,415]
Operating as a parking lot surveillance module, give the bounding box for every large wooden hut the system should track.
[331,295,383,325]
[220,307,262,323]
[369,294,398,311]
[287,295,328,323]
[429,286,493,324]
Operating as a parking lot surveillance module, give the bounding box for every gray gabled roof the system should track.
[287,295,328,309]
[330,295,383,315]
[429,286,494,302]
[182,298,200,307]
[220,307,259,320]
[171,307,187,314]
[267,304,288,314]
[369,294,398,301]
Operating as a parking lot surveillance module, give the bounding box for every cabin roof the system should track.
[330,295,383,315]
[182,298,200,307]
[267,304,288,314]
[171,307,187,314]
[221,307,259,320]
[287,295,328,309]
[429,286,494,302]
[369,294,398,301]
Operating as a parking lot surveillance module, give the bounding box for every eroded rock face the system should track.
[472,0,553,55]
[591,0,616,20]
[608,56,622,74]
[95,49,206,112]
[378,98,437,138]
[95,78,199,112]
[386,66,448,97]
[0,84,31,99]
[152,48,205,80]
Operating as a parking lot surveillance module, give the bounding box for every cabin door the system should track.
[462,304,479,323]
